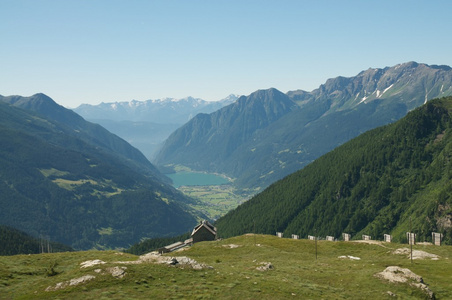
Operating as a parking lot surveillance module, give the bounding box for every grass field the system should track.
[178,185,249,220]
[1,235,451,299]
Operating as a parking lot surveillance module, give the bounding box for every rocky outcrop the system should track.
[80,259,106,268]
[256,262,274,271]
[139,252,213,270]
[393,248,439,260]
[45,275,96,292]
[376,266,434,299]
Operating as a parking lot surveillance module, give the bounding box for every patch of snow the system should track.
[359,96,368,104]
[382,84,394,95]
[376,90,381,98]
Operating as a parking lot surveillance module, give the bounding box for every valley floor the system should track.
[179,185,250,220]
[1,235,451,299]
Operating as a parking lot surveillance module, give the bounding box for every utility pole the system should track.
[410,216,413,264]
[315,228,317,260]
[253,219,256,246]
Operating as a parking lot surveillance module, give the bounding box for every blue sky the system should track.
[2,0,452,108]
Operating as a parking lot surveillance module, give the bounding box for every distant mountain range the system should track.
[155,62,452,191]
[0,94,203,249]
[216,97,452,244]
[73,95,239,159]
[75,95,239,123]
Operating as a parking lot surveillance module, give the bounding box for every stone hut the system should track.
[191,220,217,243]
[158,241,186,254]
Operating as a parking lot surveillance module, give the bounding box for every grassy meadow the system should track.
[179,185,247,220]
[1,235,451,299]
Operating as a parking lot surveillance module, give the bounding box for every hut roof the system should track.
[191,220,217,236]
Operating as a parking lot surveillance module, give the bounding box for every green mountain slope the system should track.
[216,97,452,244]
[0,225,73,255]
[0,93,167,182]
[0,99,199,249]
[154,88,298,173]
[155,62,452,191]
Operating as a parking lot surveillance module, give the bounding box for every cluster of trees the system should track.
[0,225,73,256]
[215,97,452,244]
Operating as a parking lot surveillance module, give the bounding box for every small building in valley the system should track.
[191,220,217,243]
[158,241,186,254]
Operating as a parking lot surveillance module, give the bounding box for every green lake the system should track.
[166,171,230,188]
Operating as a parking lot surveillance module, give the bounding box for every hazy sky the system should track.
[2,0,452,108]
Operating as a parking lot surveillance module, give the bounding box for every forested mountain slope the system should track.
[0,93,166,182]
[216,97,452,244]
[0,98,200,250]
[154,88,298,177]
[0,225,73,255]
[156,62,452,191]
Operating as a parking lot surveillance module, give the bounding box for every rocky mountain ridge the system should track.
[73,94,239,159]
[155,62,452,191]
[215,97,452,245]
[74,94,239,124]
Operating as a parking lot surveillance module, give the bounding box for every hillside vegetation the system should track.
[0,226,73,256]
[216,97,452,244]
[1,235,451,299]
[0,96,201,250]
[155,62,452,191]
